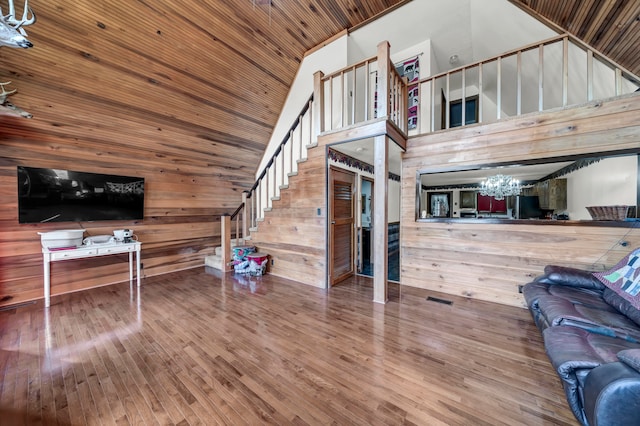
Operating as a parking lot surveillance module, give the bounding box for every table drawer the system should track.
[97,245,136,255]
[50,248,98,260]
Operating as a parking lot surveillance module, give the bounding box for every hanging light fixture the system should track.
[480,174,521,200]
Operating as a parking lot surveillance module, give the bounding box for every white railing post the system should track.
[242,191,248,237]
[376,41,390,119]
[562,36,569,107]
[313,71,324,143]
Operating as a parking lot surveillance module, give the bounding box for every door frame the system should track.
[328,165,356,286]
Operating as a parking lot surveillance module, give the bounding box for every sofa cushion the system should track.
[618,349,640,373]
[593,248,640,310]
[603,288,640,328]
[537,265,605,289]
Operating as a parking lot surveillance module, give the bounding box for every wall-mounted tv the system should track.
[18,166,144,224]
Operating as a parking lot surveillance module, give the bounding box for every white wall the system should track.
[257,35,348,174]
[567,155,637,220]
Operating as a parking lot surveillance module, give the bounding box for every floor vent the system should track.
[426,296,453,305]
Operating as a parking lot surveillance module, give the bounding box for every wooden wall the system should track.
[401,93,640,308]
[0,1,265,307]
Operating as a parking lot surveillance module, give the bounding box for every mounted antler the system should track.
[0,0,36,48]
[0,81,32,118]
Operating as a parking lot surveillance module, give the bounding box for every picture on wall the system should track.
[395,55,420,130]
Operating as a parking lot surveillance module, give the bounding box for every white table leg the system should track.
[129,251,134,282]
[136,247,141,287]
[43,253,51,308]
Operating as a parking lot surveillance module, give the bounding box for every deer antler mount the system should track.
[0,0,36,48]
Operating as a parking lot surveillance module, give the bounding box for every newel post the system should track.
[376,41,391,119]
[313,70,324,143]
[241,192,248,240]
[221,214,232,272]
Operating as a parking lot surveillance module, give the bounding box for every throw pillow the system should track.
[593,248,640,310]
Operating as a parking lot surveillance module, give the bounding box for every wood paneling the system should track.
[250,145,328,288]
[401,93,640,308]
[0,0,403,307]
[0,268,577,425]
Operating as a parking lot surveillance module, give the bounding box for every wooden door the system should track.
[329,167,355,286]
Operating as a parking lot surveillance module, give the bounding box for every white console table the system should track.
[42,241,141,308]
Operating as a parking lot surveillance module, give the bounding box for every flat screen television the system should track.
[18,166,144,224]
[517,195,543,219]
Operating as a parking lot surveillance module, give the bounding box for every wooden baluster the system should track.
[242,192,248,238]
[430,78,435,132]
[517,51,522,116]
[445,73,450,128]
[497,57,502,120]
[461,68,466,127]
[562,36,568,107]
[364,60,370,121]
[478,63,484,123]
[587,49,593,101]
[539,44,544,111]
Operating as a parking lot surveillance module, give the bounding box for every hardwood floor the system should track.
[0,268,577,425]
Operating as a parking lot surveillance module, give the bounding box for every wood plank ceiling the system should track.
[511,0,640,76]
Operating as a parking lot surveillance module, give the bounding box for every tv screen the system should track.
[18,166,144,224]
[517,195,543,219]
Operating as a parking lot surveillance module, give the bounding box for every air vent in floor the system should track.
[426,296,453,305]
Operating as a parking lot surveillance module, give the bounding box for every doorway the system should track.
[329,166,356,286]
[359,177,373,276]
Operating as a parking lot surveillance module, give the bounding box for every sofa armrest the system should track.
[535,265,605,290]
[583,360,640,426]
[618,349,640,373]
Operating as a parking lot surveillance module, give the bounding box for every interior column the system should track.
[373,134,388,304]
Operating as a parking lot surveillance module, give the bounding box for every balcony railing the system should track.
[415,33,640,133]
[315,41,408,135]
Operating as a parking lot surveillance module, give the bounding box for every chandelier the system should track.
[480,174,521,200]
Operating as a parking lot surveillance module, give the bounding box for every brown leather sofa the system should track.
[523,265,640,426]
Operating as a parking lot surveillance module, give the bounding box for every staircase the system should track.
[203,94,317,272]
[203,238,249,271]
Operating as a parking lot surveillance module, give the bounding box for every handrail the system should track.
[248,93,314,195]
[230,202,244,221]
[321,55,377,82]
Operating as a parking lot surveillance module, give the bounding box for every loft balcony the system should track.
[315,34,640,140]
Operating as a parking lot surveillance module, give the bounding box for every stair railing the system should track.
[227,93,315,241]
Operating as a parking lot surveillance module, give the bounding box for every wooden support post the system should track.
[313,71,324,143]
[241,192,248,239]
[376,41,390,119]
[221,214,232,272]
[373,134,388,304]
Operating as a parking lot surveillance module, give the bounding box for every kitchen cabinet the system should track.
[477,194,506,213]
